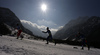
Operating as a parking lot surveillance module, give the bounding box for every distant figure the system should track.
[16,24,22,39]
[42,27,56,45]
[77,32,90,50]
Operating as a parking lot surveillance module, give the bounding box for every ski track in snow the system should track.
[0,35,100,55]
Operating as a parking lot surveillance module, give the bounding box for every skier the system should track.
[77,32,90,50]
[42,27,56,45]
[16,24,22,39]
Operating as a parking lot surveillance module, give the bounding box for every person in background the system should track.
[16,24,22,39]
[77,32,90,50]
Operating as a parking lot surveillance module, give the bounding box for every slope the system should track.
[0,35,100,55]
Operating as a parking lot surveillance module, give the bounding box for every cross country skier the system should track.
[16,24,22,39]
[77,32,90,50]
[42,27,56,45]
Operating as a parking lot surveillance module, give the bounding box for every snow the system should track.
[0,35,100,55]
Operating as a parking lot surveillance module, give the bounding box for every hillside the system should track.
[0,22,11,35]
[54,16,89,39]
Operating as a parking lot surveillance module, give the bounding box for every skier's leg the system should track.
[46,36,49,44]
[51,37,56,45]
[87,43,90,50]
[17,31,19,39]
[17,30,22,39]
[81,39,85,50]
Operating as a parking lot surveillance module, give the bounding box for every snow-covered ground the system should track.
[0,35,100,55]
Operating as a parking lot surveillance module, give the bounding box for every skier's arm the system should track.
[42,31,47,33]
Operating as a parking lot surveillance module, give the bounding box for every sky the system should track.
[0,0,100,35]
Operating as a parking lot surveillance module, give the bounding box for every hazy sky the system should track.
[0,0,100,29]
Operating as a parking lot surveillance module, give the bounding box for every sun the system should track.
[41,4,47,12]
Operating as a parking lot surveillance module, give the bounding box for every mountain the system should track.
[54,16,100,47]
[54,16,89,39]
[0,7,33,35]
